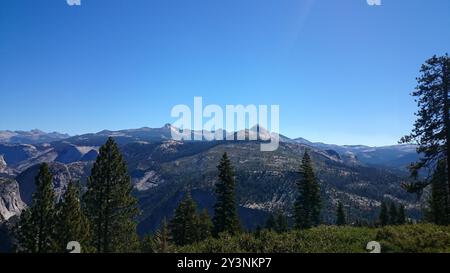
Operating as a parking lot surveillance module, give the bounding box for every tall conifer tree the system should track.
[401,55,450,199]
[154,218,170,253]
[16,163,56,253]
[336,201,346,226]
[397,204,407,225]
[379,201,389,226]
[170,193,199,246]
[84,137,139,253]
[265,214,277,231]
[294,151,321,229]
[389,203,399,225]
[276,213,289,233]
[212,152,241,236]
[55,181,91,252]
[197,209,213,241]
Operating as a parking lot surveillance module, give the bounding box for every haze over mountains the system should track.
[0,126,418,170]
[0,129,69,145]
[0,125,420,235]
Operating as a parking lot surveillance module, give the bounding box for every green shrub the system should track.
[175,224,450,253]
[376,224,450,253]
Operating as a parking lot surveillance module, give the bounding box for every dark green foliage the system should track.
[212,152,241,236]
[0,218,17,253]
[16,163,56,253]
[354,219,374,228]
[55,181,91,253]
[175,224,450,253]
[170,193,200,246]
[379,201,389,226]
[154,218,170,253]
[376,224,450,253]
[428,160,449,225]
[134,140,417,231]
[254,225,262,238]
[276,214,289,233]
[336,201,346,226]
[265,214,277,231]
[294,151,321,229]
[401,55,450,198]
[141,234,156,253]
[389,203,398,225]
[265,213,289,233]
[142,218,172,253]
[177,226,377,253]
[197,209,213,241]
[397,205,406,225]
[83,137,140,253]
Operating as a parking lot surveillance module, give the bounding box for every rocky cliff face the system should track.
[0,155,6,172]
[16,161,93,204]
[0,178,26,221]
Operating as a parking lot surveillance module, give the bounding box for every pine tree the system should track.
[170,193,199,246]
[400,54,450,198]
[141,234,156,253]
[254,225,262,238]
[212,152,241,236]
[265,213,289,233]
[379,201,389,226]
[336,201,346,226]
[429,160,449,225]
[397,204,406,225]
[294,151,321,229]
[197,209,213,241]
[275,213,289,233]
[265,214,277,231]
[142,218,171,253]
[55,181,91,253]
[83,137,139,253]
[389,203,399,225]
[16,163,57,253]
[154,218,170,253]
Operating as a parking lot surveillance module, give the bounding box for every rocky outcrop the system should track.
[0,178,26,221]
[134,170,165,191]
[16,161,93,204]
[0,155,6,172]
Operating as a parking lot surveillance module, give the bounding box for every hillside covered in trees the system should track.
[1,54,449,253]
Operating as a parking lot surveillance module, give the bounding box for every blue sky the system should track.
[1,0,449,146]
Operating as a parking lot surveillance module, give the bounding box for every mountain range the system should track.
[0,129,69,145]
[0,126,421,238]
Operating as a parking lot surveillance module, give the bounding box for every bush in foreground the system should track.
[174,224,450,253]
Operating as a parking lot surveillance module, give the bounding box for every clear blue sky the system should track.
[1,0,449,146]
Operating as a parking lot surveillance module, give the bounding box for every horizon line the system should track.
[0,124,412,148]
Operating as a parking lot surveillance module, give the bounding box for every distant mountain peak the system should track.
[0,129,69,145]
[30,129,46,134]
